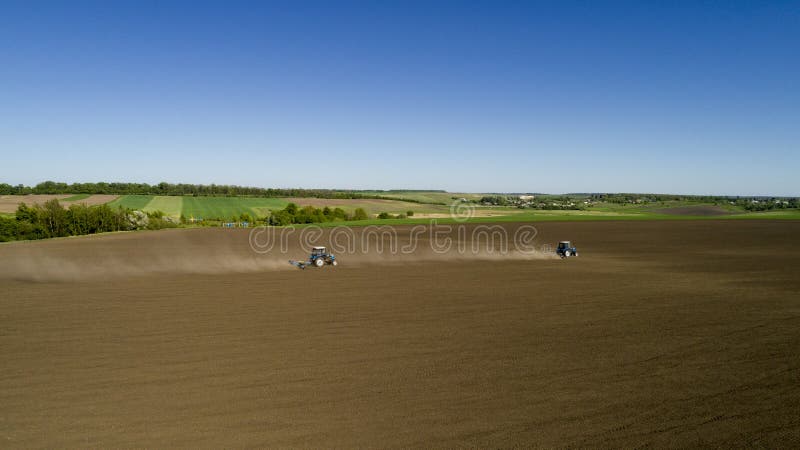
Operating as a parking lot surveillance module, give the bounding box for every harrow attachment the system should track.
[288,260,307,270]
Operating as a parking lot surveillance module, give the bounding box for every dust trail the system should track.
[285,222,561,267]
[0,229,293,282]
[331,248,559,268]
[2,245,293,282]
[17,256,291,282]
[3,247,557,282]
[0,225,560,282]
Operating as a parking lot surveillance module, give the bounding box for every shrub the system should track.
[9,201,130,241]
[269,210,294,226]
[0,216,17,242]
[353,208,368,220]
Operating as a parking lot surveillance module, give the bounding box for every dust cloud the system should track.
[0,225,558,282]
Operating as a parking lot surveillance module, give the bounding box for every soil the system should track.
[0,194,119,213]
[652,205,733,216]
[1,220,798,447]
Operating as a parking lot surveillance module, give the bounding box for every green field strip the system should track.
[251,205,286,217]
[282,199,449,215]
[181,197,288,220]
[143,196,183,217]
[107,195,154,210]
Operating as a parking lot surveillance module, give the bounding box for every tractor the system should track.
[289,246,338,269]
[556,241,579,258]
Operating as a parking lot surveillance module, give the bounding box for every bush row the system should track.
[0,200,175,242]
[266,204,368,226]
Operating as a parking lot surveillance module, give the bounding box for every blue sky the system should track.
[1,1,798,195]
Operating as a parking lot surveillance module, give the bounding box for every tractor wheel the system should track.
[314,258,324,267]
[574,251,579,257]
[564,250,571,257]
[331,260,338,266]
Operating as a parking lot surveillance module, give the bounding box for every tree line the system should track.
[588,193,800,205]
[736,198,799,211]
[0,200,175,242]
[0,181,430,203]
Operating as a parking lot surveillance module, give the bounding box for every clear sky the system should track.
[1,1,798,195]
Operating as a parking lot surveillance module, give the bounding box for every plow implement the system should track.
[288,260,308,270]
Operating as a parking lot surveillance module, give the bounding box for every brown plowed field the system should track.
[0,194,119,213]
[1,221,799,447]
[652,205,733,216]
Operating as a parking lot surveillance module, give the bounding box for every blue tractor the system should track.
[289,246,338,269]
[556,241,579,258]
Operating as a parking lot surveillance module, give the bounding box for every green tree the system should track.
[269,210,293,226]
[332,207,346,219]
[0,216,18,242]
[353,208,368,220]
[67,203,91,235]
[42,199,67,237]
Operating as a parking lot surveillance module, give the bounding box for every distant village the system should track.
[473,193,799,211]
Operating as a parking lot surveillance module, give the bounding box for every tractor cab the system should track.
[289,247,338,269]
[556,241,578,258]
[309,247,337,267]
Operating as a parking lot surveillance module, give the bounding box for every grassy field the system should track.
[585,201,733,214]
[181,196,288,220]
[107,195,154,210]
[360,191,484,204]
[284,197,450,215]
[283,208,800,227]
[100,195,799,224]
[724,210,800,219]
[106,195,451,220]
[142,196,183,217]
